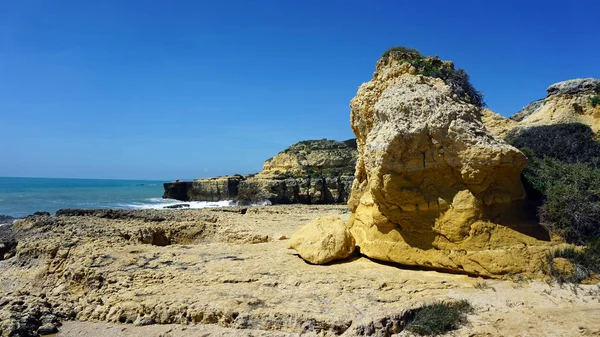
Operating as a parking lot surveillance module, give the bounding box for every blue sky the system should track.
[1,0,599,180]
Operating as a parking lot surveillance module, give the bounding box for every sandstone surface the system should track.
[1,206,599,337]
[287,216,355,264]
[480,108,517,137]
[347,51,556,277]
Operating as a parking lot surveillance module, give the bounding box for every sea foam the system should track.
[124,198,234,210]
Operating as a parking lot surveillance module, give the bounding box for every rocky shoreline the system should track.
[1,206,599,336]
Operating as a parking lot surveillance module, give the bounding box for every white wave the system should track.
[0,219,17,227]
[124,198,234,210]
[252,200,272,206]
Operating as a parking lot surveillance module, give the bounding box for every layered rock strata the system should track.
[162,176,242,202]
[259,139,357,178]
[164,176,354,205]
[163,139,357,205]
[347,51,556,277]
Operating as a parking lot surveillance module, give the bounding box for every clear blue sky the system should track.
[1,0,599,180]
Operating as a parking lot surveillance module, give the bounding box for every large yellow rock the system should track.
[480,108,517,137]
[288,216,355,264]
[348,52,556,278]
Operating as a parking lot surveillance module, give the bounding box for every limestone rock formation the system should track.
[480,108,517,137]
[163,139,358,205]
[236,176,353,205]
[163,176,242,201]
[347,49,555,277]
[511,78,600,131]
[259,139,357,179]
[288,216,355,264]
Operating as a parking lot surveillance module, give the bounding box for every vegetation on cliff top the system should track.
[264,138,357,179]
[382,46,485,108]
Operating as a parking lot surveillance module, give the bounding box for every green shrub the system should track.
[381,46,421,58]
[342,138,357,149]
[505,123,600,165]
[406,300,473,336]
[506,124,600,245]
[381,46,485,107]
[524,158,600,245]
[547,238,600,283]
[591,95,600,108]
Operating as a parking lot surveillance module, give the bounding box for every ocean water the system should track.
[0,177,232,218]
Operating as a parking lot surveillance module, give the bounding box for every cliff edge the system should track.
[163,139,358,205]
[481,78,600,137]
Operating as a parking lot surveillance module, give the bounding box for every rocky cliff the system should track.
[346,48,557,277]
[163,139,357,205]
[259,139,357,178]
[514,78,600,130]
[481,78,600,137]
[162,176,243,202]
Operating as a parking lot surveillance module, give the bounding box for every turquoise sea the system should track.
[0,177,231,218]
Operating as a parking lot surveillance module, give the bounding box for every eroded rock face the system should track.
[480,108,517,137]
[163,176,242,201]
[259,139,357,179]
[348,53,554,277]
[288,216,355,264]
[163,139,358,205]
[511,78,600,132]
[237,177,353,205]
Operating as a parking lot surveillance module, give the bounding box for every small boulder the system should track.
[288,216,355,264]
[37,323,58,335]
[133,315,155,326]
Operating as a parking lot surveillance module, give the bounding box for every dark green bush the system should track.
[506,124,600,245]
[526,158,600,244]
[505,123,600,165]
[547,238,600,283]
[591,95,600,108]
[381,46,421,58]
[406,300,473,336]
[342,138,357,149]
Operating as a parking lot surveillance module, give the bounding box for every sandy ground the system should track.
[1,205,600,336]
